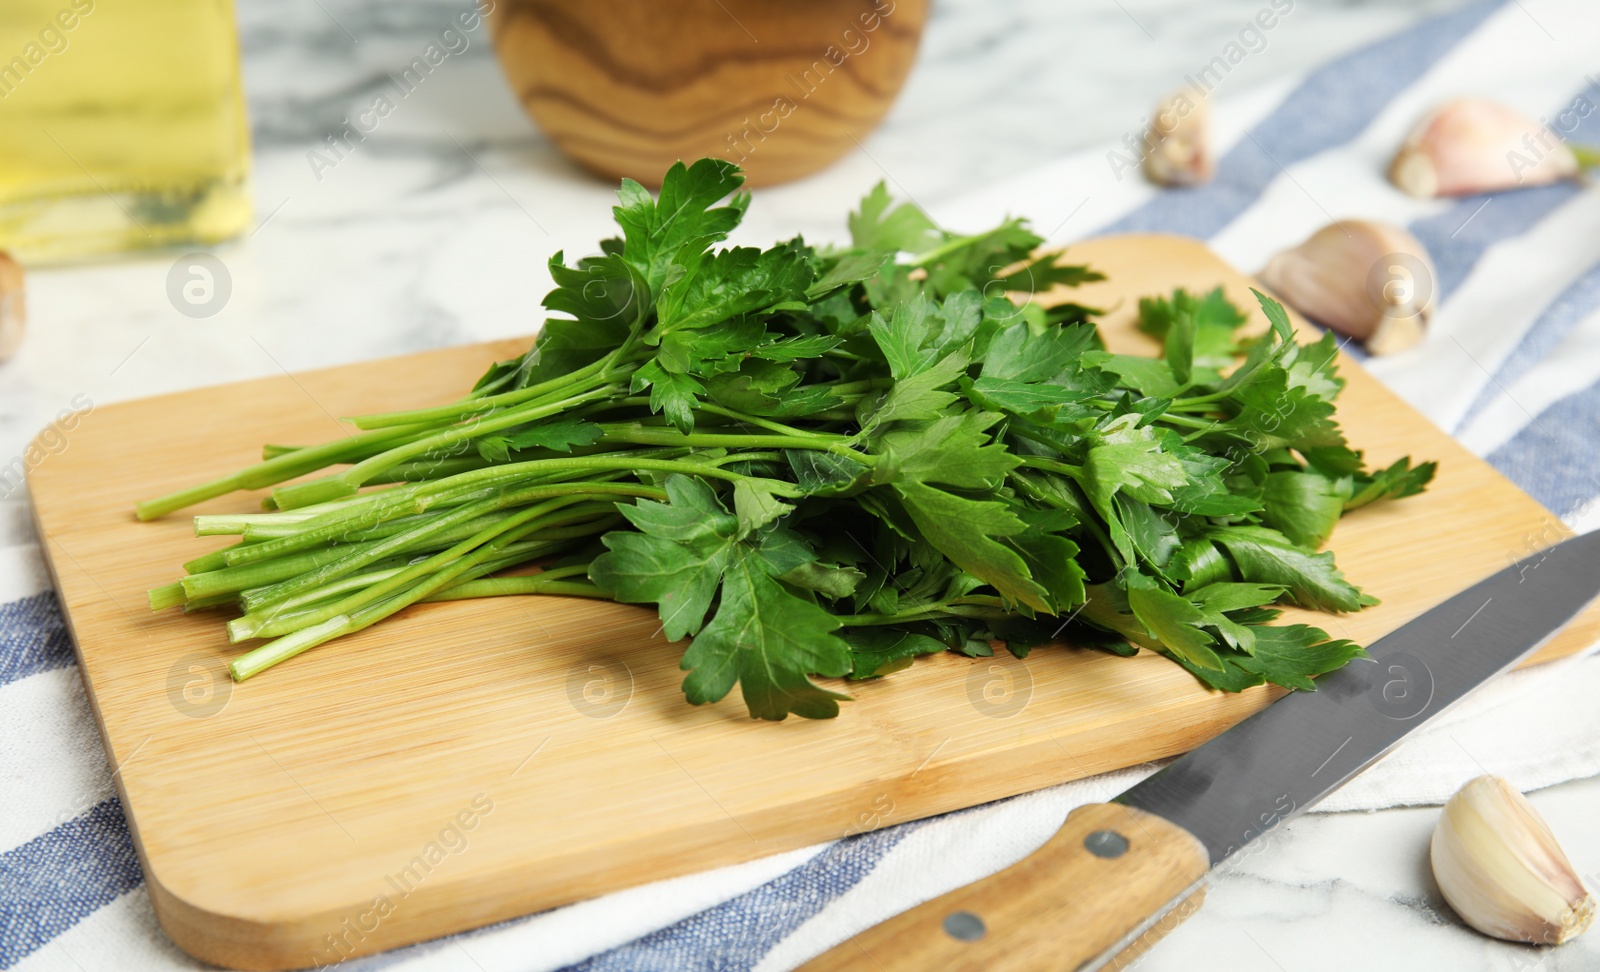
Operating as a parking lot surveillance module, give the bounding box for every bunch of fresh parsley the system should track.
[143,158,1434,720]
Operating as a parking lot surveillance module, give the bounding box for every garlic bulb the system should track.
[1431,775,1595,945]
[1256,220,1434,355]
[0,253,23,364]
[1390,99,1578,198]
[1144,88,1212,188]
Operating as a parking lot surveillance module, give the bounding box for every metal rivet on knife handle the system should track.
[941,911,986,942]
[1084,829,1130,859]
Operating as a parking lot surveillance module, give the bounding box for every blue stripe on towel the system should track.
[1457,257,1600,431]
[0,799,143,969]
[1409,184,1580,304]
[1488,377,1600,518]
[0,592,74,688]
[566,823,920,972]
[1097,0,1505,241]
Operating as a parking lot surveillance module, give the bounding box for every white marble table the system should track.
[5,1,1599,969]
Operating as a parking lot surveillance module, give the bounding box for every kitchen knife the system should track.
[800,530,1600,972]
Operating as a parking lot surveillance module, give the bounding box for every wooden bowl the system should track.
[489,0,929,187]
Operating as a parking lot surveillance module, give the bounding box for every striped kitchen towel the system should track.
[7,1,1600,969]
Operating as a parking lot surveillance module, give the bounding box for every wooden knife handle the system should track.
[798,802,1210,972]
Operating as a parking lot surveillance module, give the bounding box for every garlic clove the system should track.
[1256,220,1434,355]
[1366,314,1426,357]
[1143,88,1213,188]
[1431,775,1596,945]
[1389,99,1579,198]
[0,253,23,364]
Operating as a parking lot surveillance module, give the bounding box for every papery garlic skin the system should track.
[1257,220,1434,355]
[1390,99,1579,198]
[1144,89,1213,187]
[1431,775,1596,945]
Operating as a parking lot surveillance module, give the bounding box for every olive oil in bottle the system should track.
[0,0,252,262]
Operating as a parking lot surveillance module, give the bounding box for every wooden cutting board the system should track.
[30,234,1600,970]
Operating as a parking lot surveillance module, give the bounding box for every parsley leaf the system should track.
[892,481,1051,613]
[614,158,748,297]
[848,182,943,254]
[681,554,853,721]
[1083,419,1189,519]
[631,360,705,435]
[476,418,603,461]
[1346,457,1438,510]
[995,253,1106,294]
[590,475,737,639]
[655,243,814,337]
[1138,287,1246,372]
[1127,580,1225,671]
[591,475,853,720]
[844,629,948,679]
[1263,470,1350,548]
[1206,525,1374,612]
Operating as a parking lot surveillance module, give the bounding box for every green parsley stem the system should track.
[228,490,637,610]
[229,501,619,640]
[705,451,783,467]
[230,506,609,677]
[840,604,1010,626]
[426,573,607,602]
[1017,456,1084,481]
[135,424,427,521]
[1156,413,1223,431]
[273,384,626,509]
[691,403,840,438]
[906,226,1013,269]
[596,424,865,459]
[348,346,636,430]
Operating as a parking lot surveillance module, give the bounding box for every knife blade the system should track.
[801,530,1600,972]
